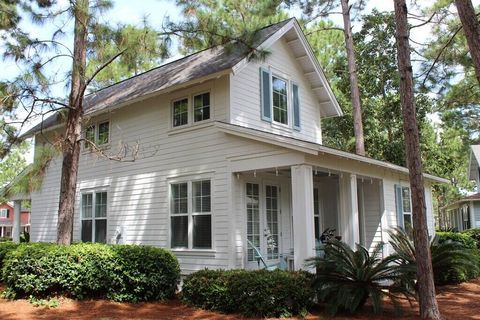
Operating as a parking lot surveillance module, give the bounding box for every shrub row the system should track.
[1,242,180,302]
[182,269,314,317]
[463,228,480,250]
[436,231,477,249]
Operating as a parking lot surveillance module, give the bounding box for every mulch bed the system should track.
[1,278,479,319]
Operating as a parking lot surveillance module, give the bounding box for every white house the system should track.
[24,18,447,274]
[442,145,480,231]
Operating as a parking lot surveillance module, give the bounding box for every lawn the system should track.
[0,278,479,320]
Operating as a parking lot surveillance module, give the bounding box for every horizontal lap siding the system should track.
[31,76,283,274]
[360,181,383,253]
[230,38,322,144]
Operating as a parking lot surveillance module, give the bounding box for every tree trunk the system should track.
[341,0,365,156]
[57,0,89,245]
[455,0,480,85]
[393,1,442,319]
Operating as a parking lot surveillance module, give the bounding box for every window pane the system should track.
[403,214,412,230]
[85,125,95,149]
[402,187,411,212]
[192,180,211,213]
[81,220,92,242]
[171,183,188,214]
[173,98,188,127]
[98,122,109,145]
[171,216,188,248]
[194,93,210,122]
[82,193,93,218]
[95,219,107,243]
[95,192,107,217]
[272,77,288,124]
[246,183,260,261]
[193,215,211,249]
[265,185,279,260]
[314,216,320,242]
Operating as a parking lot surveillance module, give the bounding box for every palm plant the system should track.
[388,227,480,285]
[306,240,415,315]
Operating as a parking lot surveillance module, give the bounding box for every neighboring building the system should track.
[442,145,480,231]
[0,202,30,239]
[23,19,447,274]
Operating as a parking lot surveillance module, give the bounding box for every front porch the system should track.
[233,164,384,271]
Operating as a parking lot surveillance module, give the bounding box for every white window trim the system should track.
[170,90,213,131]
[80,188,108,243]
[83,119,111,151]
[168,173,214,251]
[0,208,8,218]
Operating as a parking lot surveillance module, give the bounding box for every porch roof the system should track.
[441,192,480,211]
[215,121,449,184]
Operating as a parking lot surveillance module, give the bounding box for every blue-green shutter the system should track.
[394,185,404,229]
[260,67,272,122]
[292,82,300,130]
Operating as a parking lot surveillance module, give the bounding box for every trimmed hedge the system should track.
[182,269,314,317]
[436,231,477,249]
[1,243,180,302]
[0,242,19,269]
[463,228,480,250]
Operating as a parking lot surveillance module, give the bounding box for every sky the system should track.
[0,0,471,164]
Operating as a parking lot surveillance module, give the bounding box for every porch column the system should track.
[291,165,315,270]
[338,173,359,248]
[12,200,21,243]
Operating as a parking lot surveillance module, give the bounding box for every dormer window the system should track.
[260,67,300,130]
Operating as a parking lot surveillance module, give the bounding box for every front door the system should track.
[246,182,282,268]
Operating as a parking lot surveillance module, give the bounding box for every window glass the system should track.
[82,193,93,218]
[246,183,260,261]
[173,98,188,127]
[95,192,107,217]
[171,216,188,248]
[97,122,109,145]
[192,180,211,213]
[193,215,211,248]
[194,93,210,122]
[272,76,288,124]
[81,220,92,242]
[402,187,411,212]
[0,208,7,218]
[85,125,95,149]
[95,219,107,243]
[171,183,188,214]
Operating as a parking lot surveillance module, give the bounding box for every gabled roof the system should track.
[24,18,341,138]
[468,145,480,181]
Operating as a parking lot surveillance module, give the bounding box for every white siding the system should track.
[359,179,383,253]
[230,38,323,144]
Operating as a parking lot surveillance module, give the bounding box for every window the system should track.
[0,208,8,218]
[83,121,109,149]
[81,191,107,243]
[170,180,212,249]
[193,92,210,122]
[173,98,188,127]
[395,185,412,230]
[246,183,260,262]
[272,76,288,124]
[313,188,320,243]
[259,67,301,129]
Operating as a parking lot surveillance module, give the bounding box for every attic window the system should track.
[83,121,110,150]
[272,76,288,125]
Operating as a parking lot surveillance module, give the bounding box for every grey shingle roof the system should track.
[22,19,293,138]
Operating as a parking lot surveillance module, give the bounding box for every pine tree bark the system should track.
[455,0,480,85]
[393,1,442,319]
[341,0,365,156]
[57,0,89,245]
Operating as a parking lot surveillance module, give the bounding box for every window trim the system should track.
[80,188,108,243]
[168,174,214,251]
[83,119,110,151]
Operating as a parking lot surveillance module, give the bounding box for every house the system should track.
[441,145,480,231]
[23,18,447,274]
[0,202,30,239]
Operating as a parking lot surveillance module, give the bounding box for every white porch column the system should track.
[12,200,21,243]
[291,165,315,270]
[338,173,359,248]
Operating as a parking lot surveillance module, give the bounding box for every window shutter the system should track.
[394,185,404,229]
[6,209,10,218]
[292,82,300,130]
[260,67,272,122]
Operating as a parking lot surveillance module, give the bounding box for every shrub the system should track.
[388,228,480,286]
[306,240,415,315]
[1,243,180,302]
[436,231,477,249]
[0,242,19,269]
[182,269,314,317]
[462,228,480,250]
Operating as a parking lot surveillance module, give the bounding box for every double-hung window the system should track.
[170,179,212,249]
[84,121,109,149]
[81,191,107,243]
[395,185,412,230]
[259,67,301,130]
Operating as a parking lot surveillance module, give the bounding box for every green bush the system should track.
[462,228,480,250]
[307,240,415,315]
[0,242,19,269]
[182,269,314,317]
[1,243,180,302]
[436,231,477,249]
